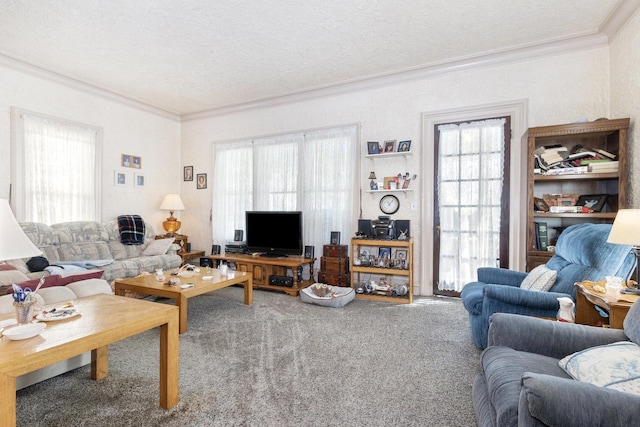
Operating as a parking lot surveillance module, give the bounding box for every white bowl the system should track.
[3,322,46,340]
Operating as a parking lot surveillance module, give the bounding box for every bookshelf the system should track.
[526,118,630,271]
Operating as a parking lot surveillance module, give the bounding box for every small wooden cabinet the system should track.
[350,238,413,303]
[208,254,315,296]
[526,119,629,271]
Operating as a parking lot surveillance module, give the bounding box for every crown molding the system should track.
[0,54,180,121]
[600,0,640,40]
[181,32,609,121]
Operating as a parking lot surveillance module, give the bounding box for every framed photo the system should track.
[114,170,127,187]
[402,178,411,189]
[184,166,193,181]
[378,247,391,259]
[367,141,380,155]
[383,176,396,190]
[397,140,411,152]
[121,154,131,168]
[383,140,396,153]
[134,173,145,187]
[132,156,141,169]
[576,194,608,212]
[394,249,407,260]
[330,231,341,245]
[196,173,207,189]
[533,197,549,212]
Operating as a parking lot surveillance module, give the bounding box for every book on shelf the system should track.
[549,206,583,213]
[535,222,548,251]
[542,166,588,175]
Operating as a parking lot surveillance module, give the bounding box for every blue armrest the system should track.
[519,373,640,426]
[484,284,572,312]
[488,313,628,359]
[477,267,528,287]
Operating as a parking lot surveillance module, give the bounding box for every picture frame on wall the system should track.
[197,173,207,189]
[132,156,141,169]
[367,141,380,155]
[134,173,145,187]
[184,166,193,181]
[121,154,131,168]
[114,170,127,187]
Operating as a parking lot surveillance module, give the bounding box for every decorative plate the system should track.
[36,309,81,322]
[3,322,46,340]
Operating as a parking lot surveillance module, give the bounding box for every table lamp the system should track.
[0,199,42,262]
[160,194,185,235]
[607,209,640,286]
[369,171,377,190]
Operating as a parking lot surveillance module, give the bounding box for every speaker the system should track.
[395,220,410,239]
[357,219,372,238]
[269,275,294,287]
[186,243,192,252]
[304,245,314,259]
[200,257,213,268]
[211,244,221,255]
[234,230,243,241]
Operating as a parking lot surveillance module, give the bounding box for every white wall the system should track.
[610,8,640,206]
[181,46,612,295]
[0,59,182,233]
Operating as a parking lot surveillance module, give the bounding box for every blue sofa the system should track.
[461,223,634,349]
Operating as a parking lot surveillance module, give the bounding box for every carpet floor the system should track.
[15,287,481,426]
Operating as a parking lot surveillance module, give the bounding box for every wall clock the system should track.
[379,194,400,215]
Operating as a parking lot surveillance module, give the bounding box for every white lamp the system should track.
[160,194,185,235]
[607,209,640,286]
[0,199,42,261]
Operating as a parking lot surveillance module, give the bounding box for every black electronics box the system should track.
[371,217,396,240]
[269,275,294,287]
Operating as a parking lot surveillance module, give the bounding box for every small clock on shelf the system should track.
[380,194,400,214]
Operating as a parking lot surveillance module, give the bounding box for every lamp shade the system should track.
[607,209,640,246]
[368,172,377,180]
[159,194,185,212]
[0,199,42,261]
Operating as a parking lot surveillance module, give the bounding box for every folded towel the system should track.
[117,215,146,245]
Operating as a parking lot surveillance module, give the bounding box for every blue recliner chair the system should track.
[461,223,634,349]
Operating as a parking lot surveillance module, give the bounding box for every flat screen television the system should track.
[245,211,303,257]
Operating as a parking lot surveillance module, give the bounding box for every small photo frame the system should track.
[397,140,411,152]
[378,247,391,259]
[134,173,145,187]
[330,231,341,245]
[114,170,127,187]
[196,173,207,189]
[576,194,608,212]
[367,141,380,155]
[383,140,396,153]
[184,166,193,181]
[533,197,549,212]
[121,154,131,168]
[402,178,411,189]
[132,156,141,169]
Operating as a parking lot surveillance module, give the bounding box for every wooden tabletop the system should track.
[0,294,179,426]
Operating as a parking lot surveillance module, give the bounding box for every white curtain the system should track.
[211,125,358,255]
[437,118,505,292]
[15,112,99,223]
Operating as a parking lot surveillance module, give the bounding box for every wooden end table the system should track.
[0,294,179,426]
[575,281,638,329]
[114,267,252,334]
[179,250,205,265]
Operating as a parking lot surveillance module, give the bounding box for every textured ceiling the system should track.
[0,0,633,116]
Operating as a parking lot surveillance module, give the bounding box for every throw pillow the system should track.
[57,270,104,286]
[520,264,557,292]
[11,274,62,293]
[142,238,175,256]
[559,341,640,396]
[0,265,30,294]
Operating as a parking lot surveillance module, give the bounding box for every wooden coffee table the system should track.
[0,294,179,427]
[114,268,253,334]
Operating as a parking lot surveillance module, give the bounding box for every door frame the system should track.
[419,100,528,296]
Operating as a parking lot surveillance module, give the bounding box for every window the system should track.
[212,125,358,253]
[11,108,102,223]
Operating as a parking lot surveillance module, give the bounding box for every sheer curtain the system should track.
[12,110,101,223]
[437,118,505,292]
[211,125,358,256]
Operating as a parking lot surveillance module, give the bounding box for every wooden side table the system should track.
[575,281,638,329]
[179,250,205,265]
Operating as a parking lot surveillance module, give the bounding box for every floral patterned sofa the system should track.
[8,220,182,283]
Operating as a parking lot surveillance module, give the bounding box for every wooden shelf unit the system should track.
[350,238,413,304]
[526,118,630,270]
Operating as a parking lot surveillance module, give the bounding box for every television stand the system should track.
[207,254,315,296]
[259,253,288,258]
